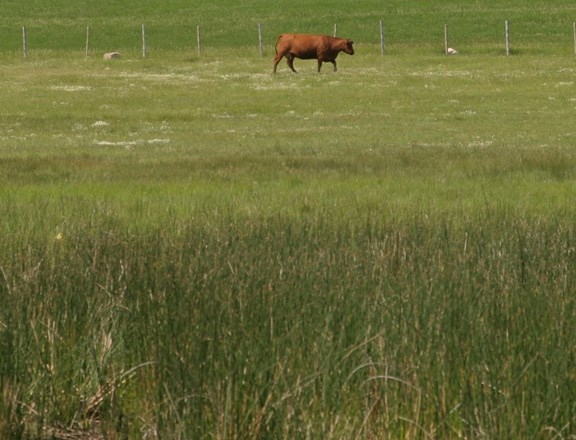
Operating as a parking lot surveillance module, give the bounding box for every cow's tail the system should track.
[274,34,283,54]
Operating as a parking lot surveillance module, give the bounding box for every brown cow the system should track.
[273,33,354,74]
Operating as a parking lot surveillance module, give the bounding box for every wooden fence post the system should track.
[22,26,27,58]
[258,23,264,56]
[444,24,449,55]
[573,22,576,57]
[85,26,90,57]
[142,24,147,58]
[197,25,201,56]
[380,20,385,55]
[505,19,510,55]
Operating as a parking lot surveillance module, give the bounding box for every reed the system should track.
[1,202,575,438]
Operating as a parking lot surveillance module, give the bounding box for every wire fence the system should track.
[12,19,576,59]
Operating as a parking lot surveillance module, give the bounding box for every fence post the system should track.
[142,24,147,58]
[197,25,201,56]
[380,20,385,55]
[258,23,264,56]
[333,24,337,37]
[85,26,90,57]
[505,19,510,55]
[22,26,27,58]
[573,22,576,57]
[444,24,449,55]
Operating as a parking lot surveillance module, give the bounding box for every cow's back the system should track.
[276,34,329,57]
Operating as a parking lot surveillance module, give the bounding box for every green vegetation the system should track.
[1,0,576,438]
[1,0,576,53]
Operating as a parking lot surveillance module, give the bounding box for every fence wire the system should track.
[10,19,576,58]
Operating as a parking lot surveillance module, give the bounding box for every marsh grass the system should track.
[2,1,576,437]
[2,202,576,438]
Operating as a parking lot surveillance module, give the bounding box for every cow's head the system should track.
[342,39,354,55]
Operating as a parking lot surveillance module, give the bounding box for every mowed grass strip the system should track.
[1,51,576,215]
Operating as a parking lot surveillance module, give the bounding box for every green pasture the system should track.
[2,0,576,438]
[1,0,576,54]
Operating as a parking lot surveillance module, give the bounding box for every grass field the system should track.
[2,0,576,54]
[2,1,576,439]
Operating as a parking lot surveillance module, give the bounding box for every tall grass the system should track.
[1,200,576,438]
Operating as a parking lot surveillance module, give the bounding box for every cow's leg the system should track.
[272,55,282,74]
[330,60,337,72]
[273,51,287,74]
[317,60,323,72]
[286,54,297,73]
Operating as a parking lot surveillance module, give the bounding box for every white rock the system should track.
[103,52,121,60]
